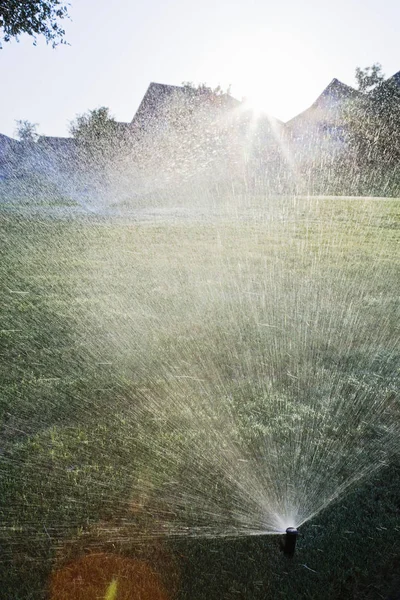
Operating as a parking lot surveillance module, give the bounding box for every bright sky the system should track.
[1,0,399,138]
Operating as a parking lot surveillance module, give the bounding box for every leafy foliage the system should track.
[344,74,400,171]
[355,63,385,92]
[14,119,39,143]
[0,0,69,48]
[181,81,232,97]
[299,63,400,196]
[69,107,118,144]
[69,106,122,170]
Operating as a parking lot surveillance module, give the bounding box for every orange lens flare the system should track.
[50,553,170,600]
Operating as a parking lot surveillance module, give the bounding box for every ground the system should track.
[0,196,399,599]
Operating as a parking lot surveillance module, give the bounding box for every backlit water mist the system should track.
[0,97,399,586]
[73,194,398,538]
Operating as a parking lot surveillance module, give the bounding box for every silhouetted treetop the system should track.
[0,0,69,48]
[355,63,385,92]
[15,120,39,143]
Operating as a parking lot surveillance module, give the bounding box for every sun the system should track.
[241,95,272,118]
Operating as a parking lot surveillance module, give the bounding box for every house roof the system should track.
[37,136,77,149]
[0,134,20,168]
[0,133,20,150]
[0,133,19,143]
[285,78,361,131]
[310,78,361,108]
[383,70,400,87]
[131,82,240,127]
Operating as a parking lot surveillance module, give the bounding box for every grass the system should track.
[0,175,78,207]
[0,196,399,599]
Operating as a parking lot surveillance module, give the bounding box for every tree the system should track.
[69,107,122,183]
[0,0,69,48]
[15,119,39,143]
[342,69,400,195]
[181,82,232,97]
[69,107,118,146]
[355,63,385,93]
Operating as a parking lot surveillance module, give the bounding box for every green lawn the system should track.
[0,197,399,599]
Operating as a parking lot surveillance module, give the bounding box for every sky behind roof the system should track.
[1,0,399,138]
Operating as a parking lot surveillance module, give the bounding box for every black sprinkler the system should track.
[282,527,298,557]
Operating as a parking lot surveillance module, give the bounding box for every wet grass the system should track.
[0,197,399,599]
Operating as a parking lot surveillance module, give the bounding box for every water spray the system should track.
[282,527,298,558]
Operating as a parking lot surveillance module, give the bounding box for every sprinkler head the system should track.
[282,527,298,558]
